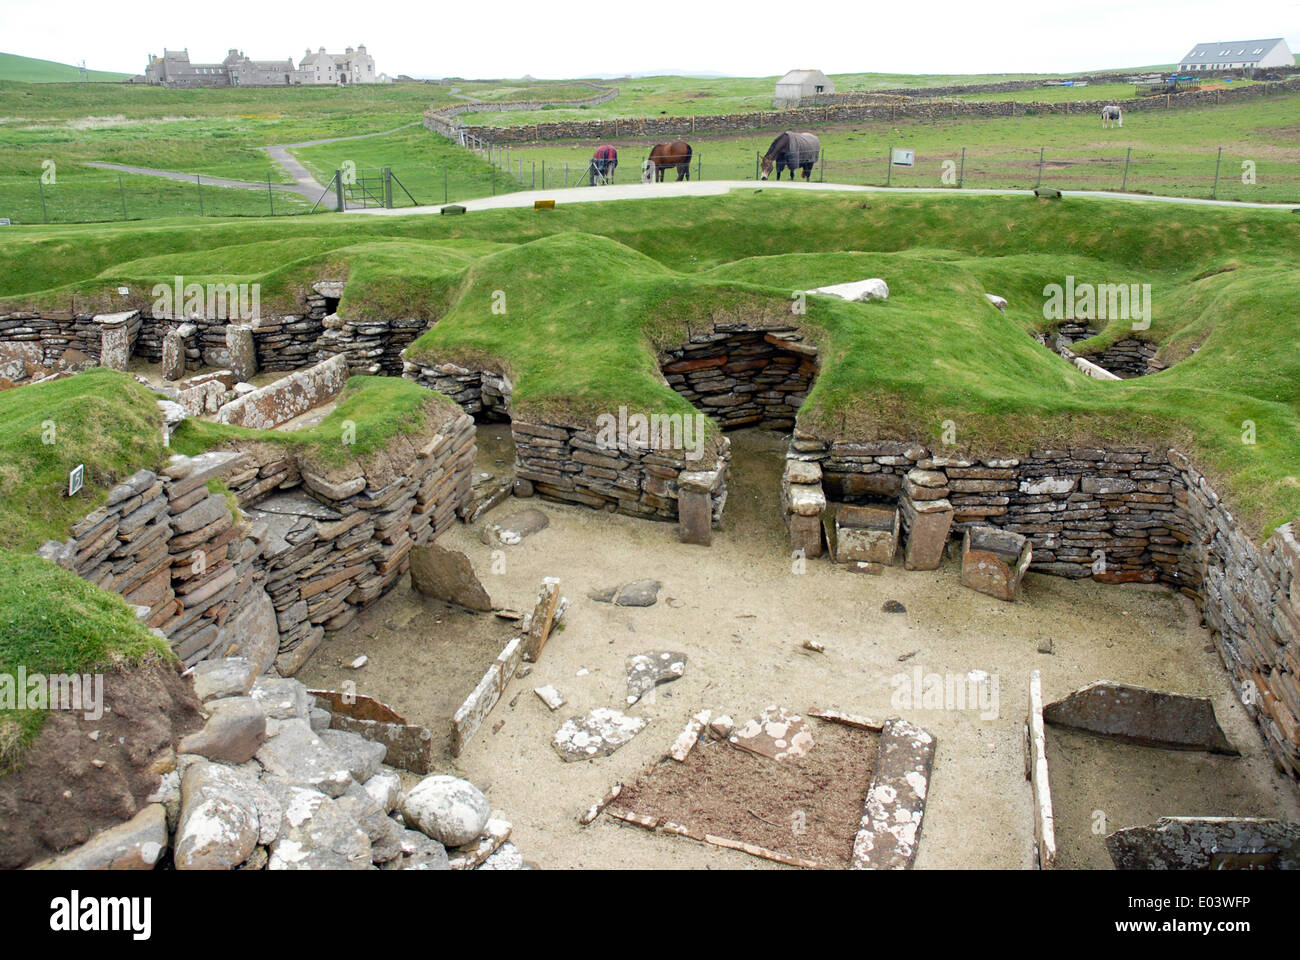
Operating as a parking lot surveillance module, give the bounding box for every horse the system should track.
[760,131,820,180]
[1101,105,1123,129]
[592,144,618,184]
[646,140,692,182]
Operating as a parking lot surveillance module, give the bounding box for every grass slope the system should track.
[0,52,130,83]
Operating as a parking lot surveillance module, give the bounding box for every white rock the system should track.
[807,278,889,302]
[399,776,490,847]
[985,294,1008,311]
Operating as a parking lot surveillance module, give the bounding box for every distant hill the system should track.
[0,51,131,83]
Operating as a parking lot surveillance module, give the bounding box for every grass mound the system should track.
[0,552,171,770]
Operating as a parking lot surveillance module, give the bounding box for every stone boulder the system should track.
[178,697,267,764]
[399,775,490,847]
[174,762,280,870]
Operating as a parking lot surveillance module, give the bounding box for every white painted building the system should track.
[1177,38,1293,72]
[773,69,834,105]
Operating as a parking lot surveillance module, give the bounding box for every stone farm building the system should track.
[773,69,834,106]
[1177,37,1293,72]
[143,45,384,87]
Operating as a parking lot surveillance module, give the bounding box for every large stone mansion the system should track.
[142,45,386,87]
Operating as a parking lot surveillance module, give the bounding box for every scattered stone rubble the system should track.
[34,663,528,871]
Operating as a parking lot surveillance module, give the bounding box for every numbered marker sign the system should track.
[68,464,84,497]
[891,149,915,167]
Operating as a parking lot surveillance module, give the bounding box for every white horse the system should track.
[1101,105,1123,129]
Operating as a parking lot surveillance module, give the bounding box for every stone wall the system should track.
[783,430,1300,782]
[660,330,818,431]
[455,78,1300,144]
[402,358,730,524]
[38,403,476,678]
[423,86,620,139]
[0,290,431,385]
[216,354,349,429]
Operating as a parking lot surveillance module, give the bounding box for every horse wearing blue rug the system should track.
[760,131,820,181]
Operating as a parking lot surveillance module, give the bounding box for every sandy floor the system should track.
[299,424,1300,869]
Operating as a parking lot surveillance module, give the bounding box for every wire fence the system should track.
[1,141,1294,225]
[486,140,1300,204]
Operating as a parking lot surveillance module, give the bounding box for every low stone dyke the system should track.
[0,283,431,387]
[402,357,730,524]
[452,78,1300,144]
[38,402,476,678]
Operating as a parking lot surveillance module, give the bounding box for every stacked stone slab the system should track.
[510,420,730,524]
[38,468,177,630]
[404,359,514,422]
[660,330,817,431]
[1052,323,1164,378]
[317,315,428,375]
[1171,450,1300,780]
[39,404,476,679]
[781,459,825,557]
[900,468,953,570]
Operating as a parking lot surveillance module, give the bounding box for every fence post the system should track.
[39,179,48,224]
[755,151,759,180]
[1121,146,1131,192]
[492,162,497,196]
[384,167,393,209]
[1212,146,1223,199]
[335,170,344,212]
[1035,147,1045,189]
[819,148,824,182]
[267,173,274,215]
[119,175,128,219]
[197,174,204,216]
[958,147,965,189]
[531,162,535,189]
[444,168,449,204]
[886,144,892,187]
[696,152,701,181]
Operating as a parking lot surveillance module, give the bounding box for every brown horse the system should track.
[646,141,692,182]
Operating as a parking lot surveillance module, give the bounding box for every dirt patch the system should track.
[294,589,517,761]
[617,720,877,867]
[0,657,203,869]
[1046,725,1299,869]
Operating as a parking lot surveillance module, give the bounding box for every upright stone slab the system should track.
[678,469,719,546]
[95,311,138,371]
[902,497,954,571]
[161,330,186,381]
[226,324,257,383]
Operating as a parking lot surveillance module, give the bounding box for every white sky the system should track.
[2,0,1297,78]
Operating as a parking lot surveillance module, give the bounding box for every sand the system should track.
[297,424,1300,869]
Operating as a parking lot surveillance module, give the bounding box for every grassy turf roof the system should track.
[0,190,1297,541]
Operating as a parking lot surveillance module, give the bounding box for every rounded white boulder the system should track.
[399,775,489,847]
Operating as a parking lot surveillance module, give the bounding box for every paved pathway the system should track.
[349,177,1300,216]
[85,121,425,213]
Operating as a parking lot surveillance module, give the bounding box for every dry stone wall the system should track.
[454,78,1300,144]
[38,404,476,678]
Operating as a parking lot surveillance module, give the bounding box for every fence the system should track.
[2,140,1295,226]
[483,139,1300,204]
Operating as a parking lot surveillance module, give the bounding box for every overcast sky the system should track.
[3,0,1297,78]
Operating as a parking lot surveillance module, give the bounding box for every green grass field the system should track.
[0,51,131,83]
[1,67,1296,222]
[486,92,1300,202]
